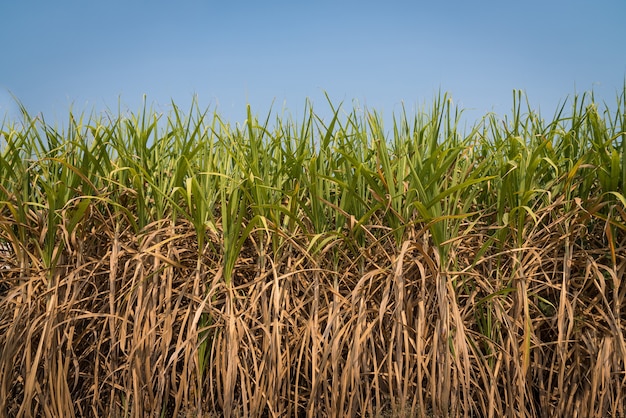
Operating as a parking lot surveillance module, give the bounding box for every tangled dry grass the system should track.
[1,92,625,417]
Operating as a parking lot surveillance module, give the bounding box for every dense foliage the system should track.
[1,91,625,417]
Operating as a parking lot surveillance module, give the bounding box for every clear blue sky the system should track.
[1,0,625,129]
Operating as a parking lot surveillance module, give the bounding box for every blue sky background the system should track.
[1,0,625,130]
